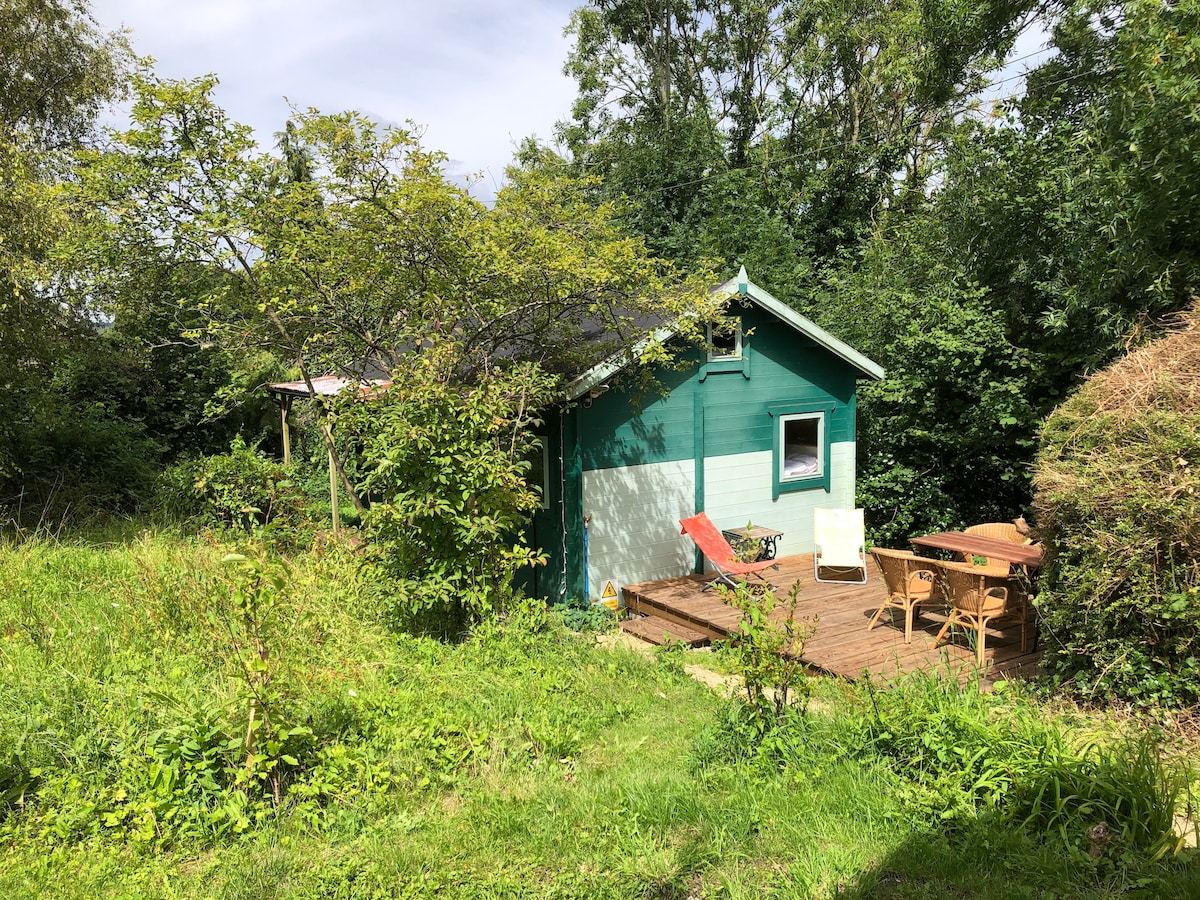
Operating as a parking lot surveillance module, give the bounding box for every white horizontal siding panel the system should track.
[702,442,857,558]
[828,441,856,509]
[702,450,793,550]
[582,460,696,600]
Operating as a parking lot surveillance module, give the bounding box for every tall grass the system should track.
[1,529,1197,898]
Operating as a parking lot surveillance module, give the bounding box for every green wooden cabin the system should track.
[525,269,884,604]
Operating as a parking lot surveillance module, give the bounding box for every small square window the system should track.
[780,413,823,481]
[708,321,742,360]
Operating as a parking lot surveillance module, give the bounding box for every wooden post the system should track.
[281,397,292,465]
[323,423,340,537]
[328,446,341,537]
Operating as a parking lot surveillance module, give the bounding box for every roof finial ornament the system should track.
[737,265,749,296]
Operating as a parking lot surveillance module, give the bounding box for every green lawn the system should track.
[1,531,1196,898]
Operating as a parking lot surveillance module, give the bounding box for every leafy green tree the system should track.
[0,0,127,147]
[0,0,131,519]
[95,262,280,461]
[947,0,1200,346]
[807,0,1200,538]
[74,74,717,615]
[816,209,1043,541]
[558,0,1036,301]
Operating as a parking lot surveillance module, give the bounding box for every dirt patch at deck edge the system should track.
[595,631,741,697]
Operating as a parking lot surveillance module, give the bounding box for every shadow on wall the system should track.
[579,363,693,470]
[630,415,667,458]
[583,455,697,595]
[590,419,670,470]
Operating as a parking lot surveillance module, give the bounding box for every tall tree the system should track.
[71,75,719,513]
[558,0,1038,301]
[817,0,1200,539]
[0,0,131,515]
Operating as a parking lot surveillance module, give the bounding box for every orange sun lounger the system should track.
[680,512,779,591]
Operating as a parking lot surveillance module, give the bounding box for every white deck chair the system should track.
[813,508,868,584]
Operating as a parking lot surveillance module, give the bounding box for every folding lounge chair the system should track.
[813,508,868,584]
[679,512,779,591]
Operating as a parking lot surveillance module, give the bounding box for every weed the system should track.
[1012,732,1192,864]
[557,596,618,633]
[717,580,814,730]
[213,549,316,807]
[856,669,1197,875]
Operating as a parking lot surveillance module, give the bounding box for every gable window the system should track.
[707,321,742,360]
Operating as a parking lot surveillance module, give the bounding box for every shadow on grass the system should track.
[835,819,1200,900]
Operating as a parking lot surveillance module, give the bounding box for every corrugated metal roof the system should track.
[267,374,390,399]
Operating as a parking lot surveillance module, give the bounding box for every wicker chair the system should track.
[867,548,943,643]
[932,560,1029,666]
[960,522,1030,571]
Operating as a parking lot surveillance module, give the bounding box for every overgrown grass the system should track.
[1,529,1197,898]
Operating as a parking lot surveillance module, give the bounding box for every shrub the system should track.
[156,437,308,532]
[344,345,554,633]
[1033,303,1200,705]
[855,673,1193,864]
[690,581,817,770]
[3,402,161,526]
[718,580,813,732]
[556,596,618,633]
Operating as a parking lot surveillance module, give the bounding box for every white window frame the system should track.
[778,412,825,483]
[707,321,742,361]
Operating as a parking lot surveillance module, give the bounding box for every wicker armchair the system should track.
[958,522,1031,571]
[932,560,1029,666]
[867,548,943,643]
[964,522,1024,543]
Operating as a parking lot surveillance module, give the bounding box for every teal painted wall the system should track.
[579,305,858,472]
[527,407,587,602]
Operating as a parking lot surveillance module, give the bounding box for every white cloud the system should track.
[92,0,580,194]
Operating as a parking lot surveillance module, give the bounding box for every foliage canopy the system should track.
[70,72,718,613]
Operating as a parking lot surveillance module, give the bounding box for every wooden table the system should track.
[910,532,1043,569]
[722,525,784,561]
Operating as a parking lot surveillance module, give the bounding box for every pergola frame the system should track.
[266,375,389,537]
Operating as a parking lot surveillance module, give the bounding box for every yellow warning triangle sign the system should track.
[601,580,618,599]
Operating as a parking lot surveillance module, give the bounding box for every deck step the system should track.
[620,614,711,648]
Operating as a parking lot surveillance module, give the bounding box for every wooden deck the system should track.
[623,553,1042,686]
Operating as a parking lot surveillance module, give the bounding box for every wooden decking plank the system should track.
[624,553,1042,687]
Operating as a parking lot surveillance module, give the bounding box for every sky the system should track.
[88,1,1051,202]
[90,0,583,198]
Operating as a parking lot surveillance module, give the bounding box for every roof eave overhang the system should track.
[715,267,885,381]
[267,376,391,400]
[564,323,680,401]
[563,269,884,400]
